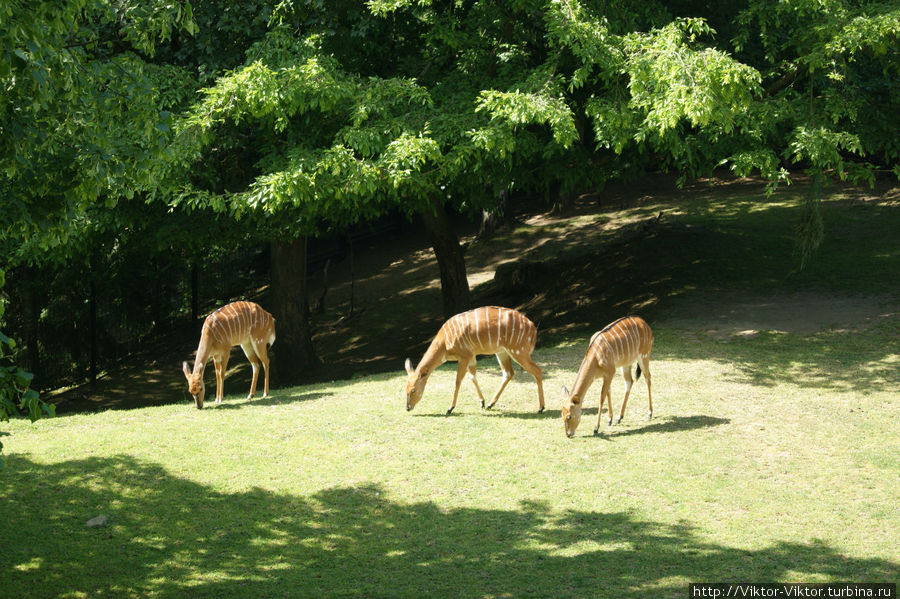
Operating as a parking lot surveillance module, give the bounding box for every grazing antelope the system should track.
[182,301,276,409]
[561,316,653,437]
[404,306,545,414]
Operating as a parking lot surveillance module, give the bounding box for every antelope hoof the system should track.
[538,407,545,414]
[481,400,485,409]
[615,416,622,425]
[446,407,454,415]
[593,428,599,436]
[647,411,653,421]
[607,418,613,426]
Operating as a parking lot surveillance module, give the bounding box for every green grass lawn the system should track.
[4,323,899,597]
[3,178,899,597]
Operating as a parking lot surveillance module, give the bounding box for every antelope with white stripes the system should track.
[561,316,653,437]
[182,301,276,409]
[404,306,545,414]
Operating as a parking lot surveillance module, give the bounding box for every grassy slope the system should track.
[3,176,899,598]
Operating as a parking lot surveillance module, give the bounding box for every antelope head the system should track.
[560,386,582,438]
[404,358,429,411]
[182,361,206,409]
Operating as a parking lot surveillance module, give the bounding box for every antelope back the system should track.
[440,306,536,355]
[590,316,653,368]
[203,301,274,349]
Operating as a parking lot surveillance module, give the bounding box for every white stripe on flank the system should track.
[209,321,222,346]
[227,311,236,343]
[497,310,503,348]
[450,319,460,346]
[485,309,496,348]
[493,309,499,347]
[591,341,602,365]
[462,312,473,350]
[454,316,465,349]
[221,309,231,342]
[476,309,483,348]
[217,319,228,346]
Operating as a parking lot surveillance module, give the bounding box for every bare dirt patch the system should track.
[659,291,897,337]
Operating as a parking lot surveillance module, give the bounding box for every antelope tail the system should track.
[635,363,642,380]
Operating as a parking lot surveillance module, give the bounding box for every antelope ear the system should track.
[561,385,569,398]
[404,358,414,375]
[182,361,192,380]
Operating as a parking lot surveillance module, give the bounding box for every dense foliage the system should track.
[0,269,53,467]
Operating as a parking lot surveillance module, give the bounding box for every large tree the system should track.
[1,0,197,447]
[169,0,770,332]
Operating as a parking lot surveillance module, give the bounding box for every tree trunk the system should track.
[420,196,470,319]
[551,185,575,215]
[270,237,319,383]
[478,188,514,239]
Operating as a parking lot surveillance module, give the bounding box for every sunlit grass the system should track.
[3,320,899,597]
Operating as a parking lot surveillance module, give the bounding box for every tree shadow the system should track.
[2,455,896,598]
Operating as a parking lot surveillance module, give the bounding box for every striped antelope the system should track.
[561,316,653,437]
[404,306,545,414]
[182,301,276,409]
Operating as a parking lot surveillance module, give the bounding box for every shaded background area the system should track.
[45,175,900,413]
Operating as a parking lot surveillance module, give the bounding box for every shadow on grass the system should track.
[411,407,552,419]
[208,391,334,410]
[3,455,896,598]
[480,414,730,438]
[602,415,731,438]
